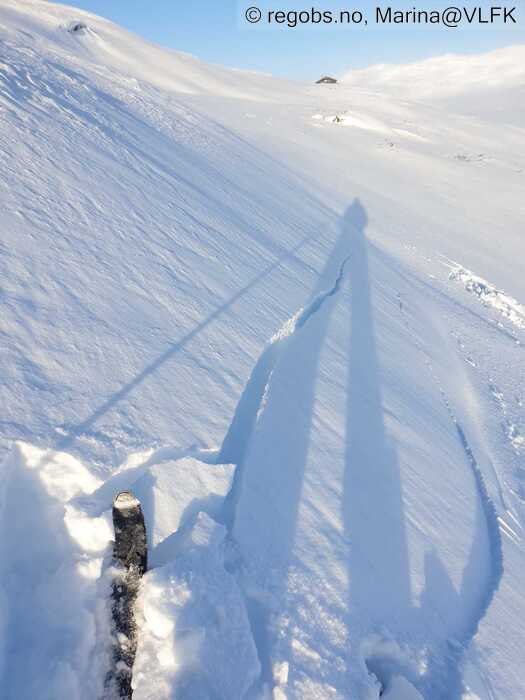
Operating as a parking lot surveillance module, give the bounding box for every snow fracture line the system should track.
[213,258,350,694]
[398,298,503,694]
[219,255,350,529]
[447,403,504,637]
[432,383,504,695]
[105,491,148,700]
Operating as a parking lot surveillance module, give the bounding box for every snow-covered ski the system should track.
[106,491,147,699]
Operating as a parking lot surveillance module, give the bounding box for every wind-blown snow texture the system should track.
[1,1,525,698]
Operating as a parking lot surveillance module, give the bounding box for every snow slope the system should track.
[1,1,525,698]
[341,45,525,99]
[340,45,525,125]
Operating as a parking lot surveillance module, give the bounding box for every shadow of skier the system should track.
[341,202,499,699]
[343,199,412,629]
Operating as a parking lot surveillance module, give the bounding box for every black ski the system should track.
[105,491,147,699]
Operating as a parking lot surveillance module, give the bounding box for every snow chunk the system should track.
[0,445,236,698]
[273,660,289,685]
[449,264,525,330]
[133,512,260,699]
[126,457,234,567]
[64,505,113,553]
[381,675,424,700]
[18,442,101,501]
[0,443,112,699]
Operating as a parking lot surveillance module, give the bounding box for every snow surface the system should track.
[1,1,525,698]
[340,45,525,125]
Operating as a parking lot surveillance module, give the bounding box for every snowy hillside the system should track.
[341,45,525,98]
[341,45,525,124]
[1,1,525,699]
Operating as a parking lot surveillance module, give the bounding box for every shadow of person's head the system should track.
[341,198,368,233]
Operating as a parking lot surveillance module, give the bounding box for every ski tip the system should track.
[113,490,141,511]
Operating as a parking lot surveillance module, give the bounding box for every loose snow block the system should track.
[381,675,424,700]
[133,512,260,700]
[127,457,234,567]
[0,444,111,699]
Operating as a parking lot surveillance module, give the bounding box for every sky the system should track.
[52,0,525,79]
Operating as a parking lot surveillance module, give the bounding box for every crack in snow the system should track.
[218,256,350,533]
[210,259,351,695]
[395,294,505,699]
